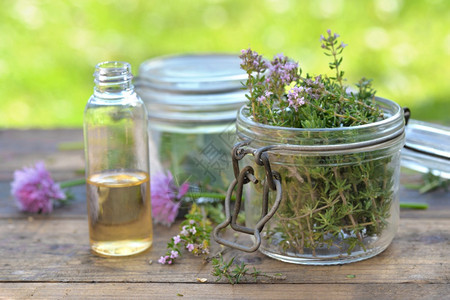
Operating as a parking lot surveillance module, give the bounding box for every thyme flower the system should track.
[241,30,383,128]
[268,54,299,86]
[287,86,306,110]
[239,48,268,74]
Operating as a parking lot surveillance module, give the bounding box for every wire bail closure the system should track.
[212,141,283,253]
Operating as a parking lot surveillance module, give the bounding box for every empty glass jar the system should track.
[136,54,247,194]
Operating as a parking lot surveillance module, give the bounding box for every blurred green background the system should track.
[1,0,449,128]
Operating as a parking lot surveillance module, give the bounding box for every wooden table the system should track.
[0,129,449,299]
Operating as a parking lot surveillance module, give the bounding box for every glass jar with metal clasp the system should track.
[214,97,406,265]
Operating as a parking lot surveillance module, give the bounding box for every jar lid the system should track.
[137,53,248,93]
[402,120,450,179]
[136,53,248,124]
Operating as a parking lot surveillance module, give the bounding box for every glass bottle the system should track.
[83,61,153,257]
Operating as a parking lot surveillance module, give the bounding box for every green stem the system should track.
[186,192,235,201]
[330,43,343,87]
[307,100,361,123]
[59,178,86,188]
[58,142,84,151]
[400,202,429,210]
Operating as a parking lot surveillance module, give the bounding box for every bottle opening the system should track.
[94,61,133,87]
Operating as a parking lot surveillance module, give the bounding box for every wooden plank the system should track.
[0,129,84,181]
[0,218,448,284]
[0,283,449,300]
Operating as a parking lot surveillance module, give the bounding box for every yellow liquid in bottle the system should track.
[86,171,153,256]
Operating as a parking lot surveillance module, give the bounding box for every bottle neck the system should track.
[93,61,134,98]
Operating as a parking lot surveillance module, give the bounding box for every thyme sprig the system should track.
[158,204,212,265]
[211,254,285,284]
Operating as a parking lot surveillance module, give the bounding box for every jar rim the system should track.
[236,97,405,147]
[237,97,402,133]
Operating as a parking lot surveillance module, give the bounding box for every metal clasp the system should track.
[212,141,283,253]
[403,107,411,126]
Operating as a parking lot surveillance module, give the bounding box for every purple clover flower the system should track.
[151,171,189,226]
[11,162,66,214]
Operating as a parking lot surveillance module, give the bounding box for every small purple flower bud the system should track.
[173,235,181,245]
[275,53,285,60]
[264,91,273,97]
[340,42,348,48]
[186,243,195,252]
[180,225,189,236]
[190,226,197,235]
[298,96,305,106]
[257,95,266,103]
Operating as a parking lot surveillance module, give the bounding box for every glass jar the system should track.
[83,61,153,256]
[214,97,405,265]
[136,54,247,194]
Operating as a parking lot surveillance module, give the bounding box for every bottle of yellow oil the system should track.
[83,61,153,256]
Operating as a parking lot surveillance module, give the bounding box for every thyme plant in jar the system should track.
[213,30,406,265]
